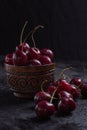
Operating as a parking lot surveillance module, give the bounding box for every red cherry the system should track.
[40,48,54,60]
[70,77,83,89]
[34,91,51,104]
[29,59,41,66]
[39,55,52,65]
[58,91,73,100]
[57,79,72,93]
[46,85,57,96]
[5,53,14,65]
[28,47,41,59]
[71,85,80,99]
[81,84,87,97]
[35,100,55,118]
[58,97,76,114]
[16,42,30,53]
[13,51,28,66]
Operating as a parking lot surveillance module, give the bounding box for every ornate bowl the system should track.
[4,63,55,98]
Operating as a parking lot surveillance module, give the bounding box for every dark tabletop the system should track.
[0,57,87,130]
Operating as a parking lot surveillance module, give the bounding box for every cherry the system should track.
[16,42,30,53]
[57,79,72,93]
[29,59,41,66]
[58,97,76,114]
[58,91,73,100]
[28,47,41,59]
[70,77,83,89]
[35,100,55,118]
[71,85,80,99]
[13,51,28,66]
[34,91,51,104]
[4,53,14,65]
[46,85,57,96]
[39,55,52,65]
[81,84,87,97]
[40,48,54,60]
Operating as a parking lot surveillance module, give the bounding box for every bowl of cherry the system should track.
[4,22,55,98]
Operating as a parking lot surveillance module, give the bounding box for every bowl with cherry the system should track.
[4,21,55,98]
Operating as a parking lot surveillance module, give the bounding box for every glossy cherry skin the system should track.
[46,85,57,96]
[13,51,28,66]
[16,42,30,53]
[28,47,41,59]
[71,85,80,99]
[40,48,54,60]
[28,59,42,66]
[39,55,52,65]
[70,77,83,89]
[35,100,55,118]
[4,53,14,65]
[58,91,73,100]
[34,91,51,104]
[81,84,87,97]
[57,79,72,93]
[58,97,76,114]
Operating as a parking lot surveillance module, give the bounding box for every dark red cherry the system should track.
[81,84,87,97]
[39,55,52,65]
[5,53,14,65]
[16,42,30,53]
[57,79,72,93]
[13,51,28,66]
[29,59,42,66]
[34,91,51,104]
[46,85,57,96]
[40,48,54,60]
[71,85,80,99]
[58,91,73,100]
[58,97,76,114]
[28,47,41,59]
[35,100,55,118]
[70,77,83,89]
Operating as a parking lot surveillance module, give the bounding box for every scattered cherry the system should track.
[70,77,83,89]
[81,84,87,97]
[58,97,76,114]
[35,100,55,119]
[34,91,51,104]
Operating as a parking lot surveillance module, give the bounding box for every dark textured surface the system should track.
[1,59,87,130]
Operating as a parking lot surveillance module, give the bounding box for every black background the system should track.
[1,0,87,61]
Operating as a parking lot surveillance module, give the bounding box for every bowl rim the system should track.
[4,62,56,68]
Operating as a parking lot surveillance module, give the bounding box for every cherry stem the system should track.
[20,21,28,44]
[59,66,72,79]
[50,88,57,103]
[23,25,44,47]
[31,25,44,48]
[41,80,48,92]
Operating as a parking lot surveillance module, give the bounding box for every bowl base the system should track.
[13,92,34,99]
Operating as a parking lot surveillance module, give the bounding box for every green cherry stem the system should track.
[20,21,28,45]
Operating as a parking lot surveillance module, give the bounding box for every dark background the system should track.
[1,0,87,61]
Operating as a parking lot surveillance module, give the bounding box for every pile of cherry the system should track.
[4,22,54,66]
[34,76,87,119]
